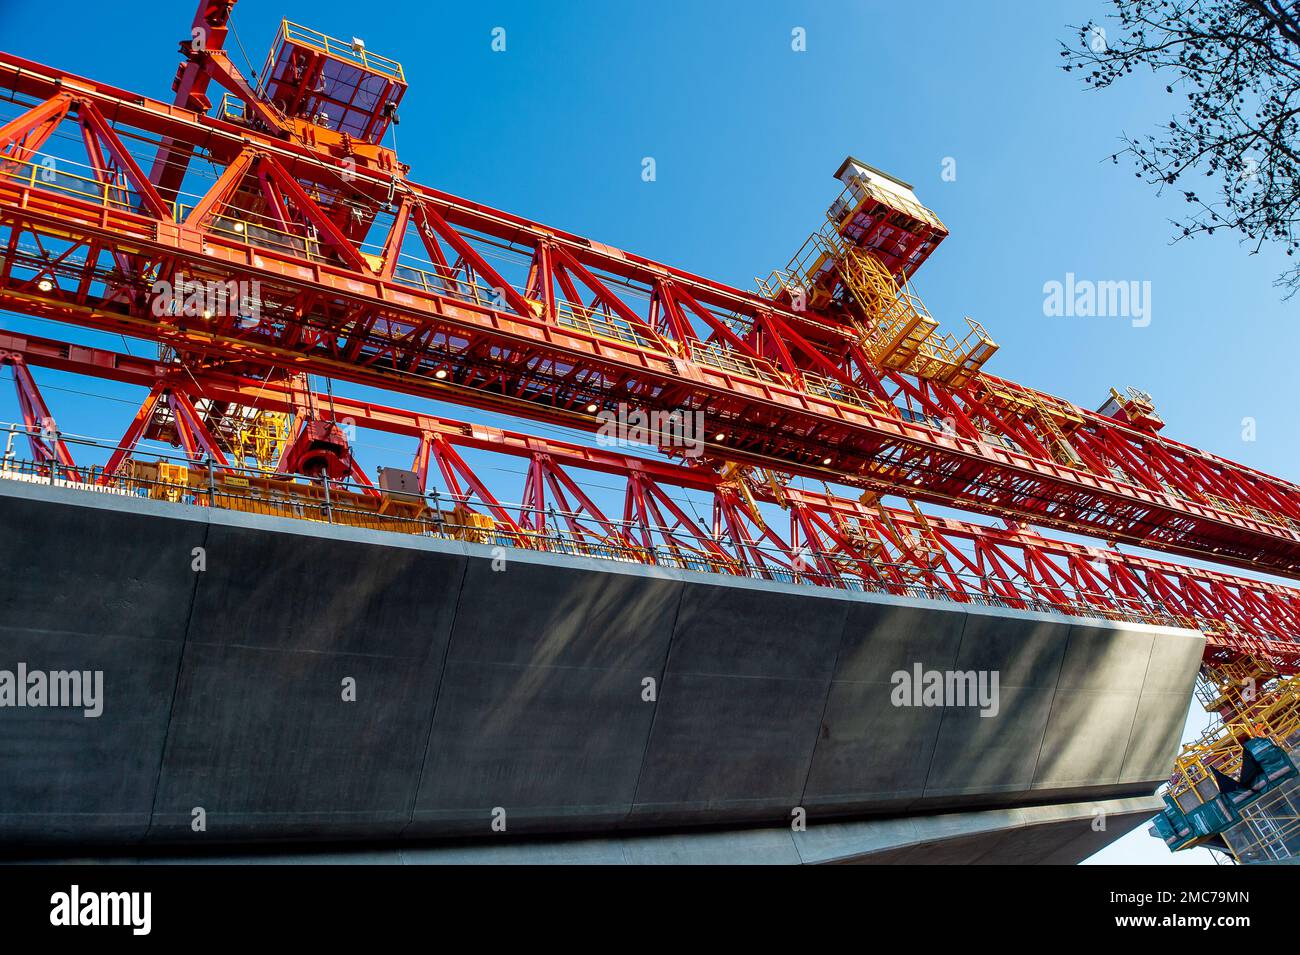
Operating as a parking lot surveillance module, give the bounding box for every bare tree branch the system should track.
[1063,0,1300,294]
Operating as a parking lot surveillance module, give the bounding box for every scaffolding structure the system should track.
[1152,658,1300,862]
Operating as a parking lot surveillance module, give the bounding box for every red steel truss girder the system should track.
[3,325,1300,674]
[5,178,1300,580]
[0,66,1286,500]
[3,57,1300,578]
[2,324,1300,675]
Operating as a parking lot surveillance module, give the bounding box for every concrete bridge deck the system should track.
[0,479,1203,857]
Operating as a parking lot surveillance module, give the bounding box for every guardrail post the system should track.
[206,456,216,507]
[322,475,333,523]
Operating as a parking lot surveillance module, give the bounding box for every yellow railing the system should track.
[215,92,251,126]
[689,339,780,382]
[1,153,138,213]
[261,19,406,87]
[802,370,887,413]
[555,302,657,350]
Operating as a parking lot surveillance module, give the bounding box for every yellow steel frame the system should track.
[761,211,997,389]
[1168,657,1300,812]
[827,236,997,387]
[226,409,292,471]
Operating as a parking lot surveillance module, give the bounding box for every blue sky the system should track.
[0,0,1283,864]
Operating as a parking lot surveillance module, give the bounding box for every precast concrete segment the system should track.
[0,479,1204,849]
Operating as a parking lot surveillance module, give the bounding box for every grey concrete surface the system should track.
[0,490,202,844]
[0,479,1205,854]
[150,521,466,843]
